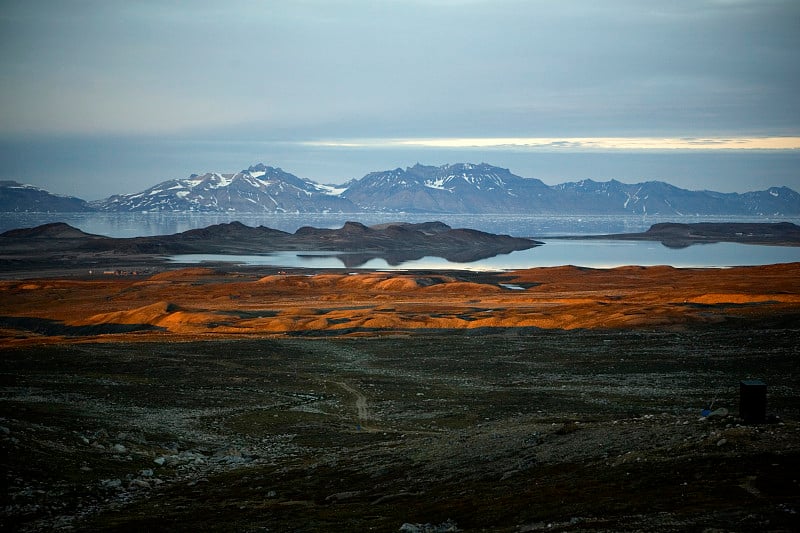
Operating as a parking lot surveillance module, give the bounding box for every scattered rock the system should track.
[212,446,252,465]
[399,520,460,532]
[326,491,362,502]
[128,479,151,490]
[100,479,122,490]
[501,469,519,480]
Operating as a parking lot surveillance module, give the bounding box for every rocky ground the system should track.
[1,252,799,531]
[2,327,799,531]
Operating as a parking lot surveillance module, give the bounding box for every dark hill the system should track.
[0,221,541,268]
[0,222,99,239]
[602,222,800,248]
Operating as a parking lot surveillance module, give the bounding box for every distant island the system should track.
[578,221,800,248]
[2,162,799,215]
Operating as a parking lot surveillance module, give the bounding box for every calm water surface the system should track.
[2,212,798,238]
[172,240,800,270]
[3,213,799,269]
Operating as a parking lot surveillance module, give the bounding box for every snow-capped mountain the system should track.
[341,163,553,212]
[5,162,800,215]
[551,179,800,216]
[0,181,94,212]
[738,187,800,217]
[342,164,800,215]
[92,164,357,213]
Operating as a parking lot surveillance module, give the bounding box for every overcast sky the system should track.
[1,0,799,199]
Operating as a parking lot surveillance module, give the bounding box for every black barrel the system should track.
[739,379,767,425]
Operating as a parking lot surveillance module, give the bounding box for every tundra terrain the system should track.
[1,262,799,531]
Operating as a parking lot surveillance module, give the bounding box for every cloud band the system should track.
[305,137,800,151]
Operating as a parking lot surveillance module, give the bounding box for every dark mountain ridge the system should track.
[0,222,101,240]
[0,221,541,267]
[0,181,94,212]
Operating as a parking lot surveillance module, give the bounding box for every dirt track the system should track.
[334,380,371,424]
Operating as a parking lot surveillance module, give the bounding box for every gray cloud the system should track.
[1,0,798,137]
[1,1,798,197]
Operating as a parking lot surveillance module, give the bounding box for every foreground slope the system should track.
[2,329,799,531]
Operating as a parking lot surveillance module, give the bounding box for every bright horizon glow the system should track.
[305,136,800,151]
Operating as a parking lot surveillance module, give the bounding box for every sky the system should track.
[1,0,799,200]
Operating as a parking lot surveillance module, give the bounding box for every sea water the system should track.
[3,212,798,238]
[170,240,800,270]
[2,212,800,269]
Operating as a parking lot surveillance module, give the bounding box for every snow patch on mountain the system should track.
[59,163,800,216]
[91,165,357,213]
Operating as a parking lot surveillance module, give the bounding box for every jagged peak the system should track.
[244,163,292,176]
[444,162,506,172]
[406,162,509,174]
[246,163,274,173]
[407,163,438,173]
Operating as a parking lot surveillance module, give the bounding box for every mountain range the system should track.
[2,162,799,215]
